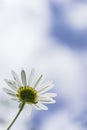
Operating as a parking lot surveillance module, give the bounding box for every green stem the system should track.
[6,103,25,130]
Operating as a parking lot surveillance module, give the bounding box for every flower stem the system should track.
[6,103,25,130]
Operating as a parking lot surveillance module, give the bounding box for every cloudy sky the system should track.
[0,0,87,130]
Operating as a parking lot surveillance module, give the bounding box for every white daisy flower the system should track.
[3,69,57,111]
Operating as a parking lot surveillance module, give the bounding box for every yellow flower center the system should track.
[16,86,38,104]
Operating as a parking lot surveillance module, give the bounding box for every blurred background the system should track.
[0,0,87,130]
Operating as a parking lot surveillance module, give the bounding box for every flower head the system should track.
[3,69,57,111]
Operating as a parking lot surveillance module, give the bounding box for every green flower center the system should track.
[16,86,38,104]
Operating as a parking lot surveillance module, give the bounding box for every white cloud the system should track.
[0,1,48,130]
[0,1,87,130]
[0,0,49,69]
[41,111,82,130]
[66,3,87,30]
[33,43,87,116]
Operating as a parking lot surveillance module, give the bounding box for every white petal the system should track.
[28,68,35,86]
[37,81,54,94]
[28,105,32,115]
[39,98,56,104]
[18,103,23,108]
[38,97,52,100]
[33,102,48,110]
[4,79,17,91]
[24,103,32,116]
[32,104,41,110]
[11,97,19,101]
[11,70,21,86]
[3,88,16,97]
[38,97,53,100]
[39,93,57,98]
[21,70,26,86]
[9,80,18,88]
[33,75,43,89]
[24,104,32,115]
